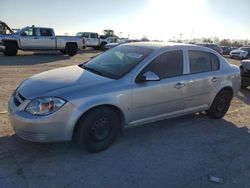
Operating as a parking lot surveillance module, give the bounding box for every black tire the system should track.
[60,49,66,54]
[4,43,18,56]
[66,43,77,56]
[99,42,106,51]
[74,107,121,153]
[206,89,233,119]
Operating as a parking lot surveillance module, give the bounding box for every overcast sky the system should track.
[1,0,250,40]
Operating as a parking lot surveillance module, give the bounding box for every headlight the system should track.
[25,97,66,115]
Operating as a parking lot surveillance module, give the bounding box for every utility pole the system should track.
[179,33,183,41]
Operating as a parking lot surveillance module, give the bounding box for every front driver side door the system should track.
[19,27,39,49]
[130,50,187,125]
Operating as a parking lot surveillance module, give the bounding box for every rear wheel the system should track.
[74,107,121,153]
[206,89,233,119]
[4,43,18,56]
[66,43,77,56]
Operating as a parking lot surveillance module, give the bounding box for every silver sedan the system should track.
[8,43,241,152]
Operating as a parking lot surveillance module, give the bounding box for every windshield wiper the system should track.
[82,64,104,76]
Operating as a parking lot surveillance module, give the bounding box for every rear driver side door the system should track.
[184,50,221,113]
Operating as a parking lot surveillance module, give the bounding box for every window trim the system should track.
[187,50,220,75]
[135,50,185,83]
[39,28,53,37]
[22,27,37,37]
[90,33,98,38]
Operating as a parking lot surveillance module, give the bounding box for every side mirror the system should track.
[137,71,160,83]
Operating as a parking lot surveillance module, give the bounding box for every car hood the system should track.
[17,65,113,99]
[0,33,18,43]
[231,49,247,53]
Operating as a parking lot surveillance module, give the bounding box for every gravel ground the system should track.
[0,51,250,188]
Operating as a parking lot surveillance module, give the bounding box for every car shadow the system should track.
[237,87,250,105]
[0,51,71,66]
[0,114,250,187]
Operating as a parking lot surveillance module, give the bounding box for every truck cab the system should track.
[18,26,56,50]
[76,32,100,48]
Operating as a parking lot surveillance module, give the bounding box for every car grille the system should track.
[232,52,240,55]
[14,91,26,106]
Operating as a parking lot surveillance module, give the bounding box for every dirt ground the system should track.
[0,51,250,188]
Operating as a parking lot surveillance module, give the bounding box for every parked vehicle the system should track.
[0,26,85,56]
[0,20,13,51]
[230,47,238,51]
[230,47,250,59]
[196,43,223,54]
[76,32,118,50]
[8,43,241,153]
[104,39,141,50]
[239,60,250,88]
[221,46,231,55]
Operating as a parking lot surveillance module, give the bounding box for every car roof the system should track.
[124,42,213,51]
[26,26,53,30]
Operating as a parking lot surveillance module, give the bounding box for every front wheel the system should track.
[206,90,233,119]
[99,42,106,51]
[74,107,121,153]
[4,43,18,56]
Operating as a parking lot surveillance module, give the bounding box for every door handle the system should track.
[34,37,38,39]
[175,82,185,89]
[50,37,54,40]
[211,77,218,82]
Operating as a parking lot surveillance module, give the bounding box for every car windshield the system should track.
[239,47,249,51]
[76,32,83,36]
[81,45,153,79]
[0,22,13,35]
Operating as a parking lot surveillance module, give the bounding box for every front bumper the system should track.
[8,93,79,142]
[230,53,247,59]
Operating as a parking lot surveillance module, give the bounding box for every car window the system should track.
[144,50,183,79]
[40,28,53,36]
[22,28,37,36]
[90,33,97,38]
[188,51,220,74]
[83,33,89,38]
[240,47,250,52]
[211,53,220,71]
[76,32,83,37]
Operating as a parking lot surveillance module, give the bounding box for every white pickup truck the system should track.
[76,32,118,50]
[0,25,85,56]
